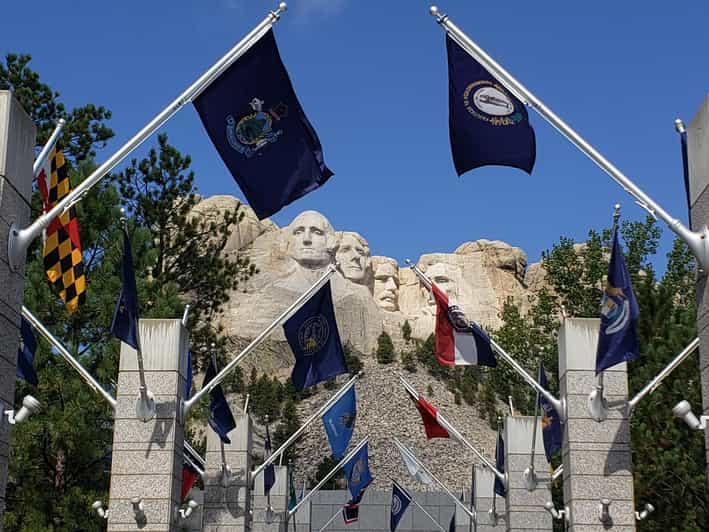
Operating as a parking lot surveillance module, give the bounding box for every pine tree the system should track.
[376,331,395,364]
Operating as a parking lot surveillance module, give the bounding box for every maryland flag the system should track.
[36,147,86,313]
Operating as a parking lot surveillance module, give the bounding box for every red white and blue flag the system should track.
[432,283,496,367]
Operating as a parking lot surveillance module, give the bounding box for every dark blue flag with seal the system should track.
[16,317,38,386]
[284,281,347,391]
[111,227,140,350]
[193,29,333,220]
[343,442,373,501]
[538,362,562,461]
[446,35,536,176]
[264,424,276,495]
[494,432,505,497]
[595,228,640,374]
[322,386,356,460]
[203,359,237,444]
[390,480,412,532]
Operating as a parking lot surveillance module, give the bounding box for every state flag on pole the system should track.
[394,439,434,486]
[284,281,347,391]
[288,466,297,512]
[37,147,86,314]
[181,461,200,501]
[185,350,193,398]
[494,432,505,497]
[446,35,536,176]
[203,359,237,444]
[264,424,276,495]
[16,317,38,386]
[111,227,140,350]
[194,29,333,220]
[595,227,640,374]
[679,125,691,211]
[343,442,373,501]
[322,385,357,460]
[390,481,412,532]
[538,362,562,461]
[432,282,496,367]
[403,385,449,439]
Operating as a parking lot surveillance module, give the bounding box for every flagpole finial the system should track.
[674,118,686,134]
[56,118,66,127]
[429,5,446,23]
[405,258,412,267]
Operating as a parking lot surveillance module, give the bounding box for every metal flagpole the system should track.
[317,506,341,532]
[209,344,232,486]
[411,500,447,532]
[392,437,476,520]
[551,464,563,482]
[523,361,542,490]
[406,261,565,420]
[470,465,476,532]
[33,119,66,177]
[288,437,369,517]
[427,6,709,272]
[398,374,505,484]
[183,264,337,420]
[251,371,362,482]
[6,2,289,272]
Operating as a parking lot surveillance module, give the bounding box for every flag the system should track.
[288,467,297,512]
[284,281,347,391]
[37,147,86,313]
[264,424,276,495]
[203,359,236,444]
[343,443,373,501]
[193,29,333,220]
[679,126,690,210]
[595,228,640,374]
[390,481,412,532]
[322,386,357,459]
[494,433,505,497]
[394,440,433,486]
[538,362,562,461]
[181,461,200,501]
[185,350,193,398]
[431,282,496,367]
[342,499,360,524]
[16,317,38,386]
[111,227,139,350]
[446,35,535,176]
[404,385,450,439]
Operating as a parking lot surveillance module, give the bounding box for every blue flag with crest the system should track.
[595,228,640,374]
[343,442,373,501]
[538,362,562,461]
[16,317,38,386]
[390,480,412,532]
[193,29,333,220]
[494,432,505,497]
[322,386,356,460]
[264,424,276,495]
[203,359,236,444]
[111,227,140,350]
[284,281,347,391]
[446,35,536,176]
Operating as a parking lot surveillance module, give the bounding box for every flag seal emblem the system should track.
[226,97,286,158]
[600,285,630,335]
[463,81,523,126]
[339,412,356,429]
[297,315,330,354]
[392,494,402,514]
[351,458,363,484]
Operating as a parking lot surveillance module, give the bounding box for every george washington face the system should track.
[288,211,336,269]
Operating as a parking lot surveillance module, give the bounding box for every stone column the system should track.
[504,416,552,531]
[251,465,288,532]
[558,318,635,530]
[107,319,189,531]
[687,94,709,488]
[203,412,252,532]
[0,91,35,522]
[473,465,506,532]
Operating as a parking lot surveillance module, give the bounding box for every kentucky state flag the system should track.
[446,35,535,176]
[194,29,333,220]
[390,481,412,532]
[284,281,347,391]
[343,442,373,501]
[595,228,640,374]
[538,362,562,461]
[322,385,357,460]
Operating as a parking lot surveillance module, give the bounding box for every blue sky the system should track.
[2,1,708,269]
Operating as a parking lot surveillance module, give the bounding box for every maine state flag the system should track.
[284,281,347,391]
[446,35,535,176]
[322,386,356,459]
[194,29,333,220]
[595,228,640,374]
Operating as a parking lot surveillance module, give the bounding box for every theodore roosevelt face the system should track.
[374,261,399,311]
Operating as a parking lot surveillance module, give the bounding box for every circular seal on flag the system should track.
[472,86,514,116]
[392,494,402,514]
[351,458,363,483]
[463,80,523,126]
[298,315,329,355]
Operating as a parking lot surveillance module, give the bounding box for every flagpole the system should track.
[427,5,709,273]
[288,437,369,517]
[524,362,542,491]
[392,438,475,520]
[33,118,66,177]
[6,2,289,272]
[398,374,505,483]
[209,345,232,486]
[251,371,361,482]
[411,500,447,532]
[406,262,566,420]
[183,264,337,420]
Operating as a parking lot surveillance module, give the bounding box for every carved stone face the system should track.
[288,211,335,269]
[374,261,399,311]
[424,262,460,306]
[336,232,371,284]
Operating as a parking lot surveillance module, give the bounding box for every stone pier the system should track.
[473,464,506,532]
[251,465,288,532]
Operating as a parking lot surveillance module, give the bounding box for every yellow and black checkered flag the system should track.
[38,147,86,313]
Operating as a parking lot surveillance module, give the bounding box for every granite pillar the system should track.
[251,465,288,532]
[107,319,189,531]
[558,318,635,531]
[473,465,506,532]
[0,91,35,524]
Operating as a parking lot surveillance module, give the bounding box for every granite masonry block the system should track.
[567,476,635,502]
[561,371,628,397]
[568,498,636,526]
[565,393,629,420]
[506,454,549,473]
[566,448,632,477]
[109,473,178,500]
[566,418,630,445]
[111,418,177,444]
[104,497,172,524]
[507,486,550,507]
[507,508,553,529]
[116,372,180,396]
[113,396,178,420]
[109,449,176,475]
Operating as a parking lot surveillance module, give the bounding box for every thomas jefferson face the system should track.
[336,232,371,284]
[374,262,399,311]
[288,211,335,269]
[424,262,460,306]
